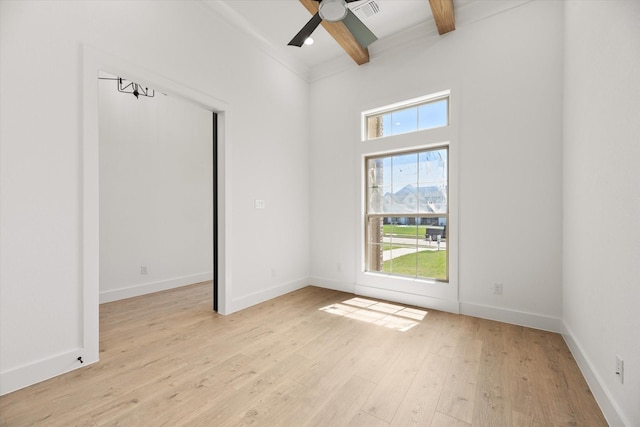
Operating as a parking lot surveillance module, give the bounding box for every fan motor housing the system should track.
[319,0,348,22]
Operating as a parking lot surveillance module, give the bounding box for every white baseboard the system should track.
[310,282,562,333]
[310,278,459,314]
[227,277,310,314]
[0,348,98,396]
[459,301,562,333]
[561,322,629,427]
[355,284,460,314]
[99,272,213,304]
[309,276,356,294]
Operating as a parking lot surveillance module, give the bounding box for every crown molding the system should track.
[199,1,312,82]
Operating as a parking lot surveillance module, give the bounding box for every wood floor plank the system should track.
[143,367,246,426]
[185,361,302,426]
[363,327,437,422]
[505,324,549,425]
[511,409,549,427]
[230,378,308,427]
[305,375,376,427]
[293,315,360,361]
[0,283,607,427]
[280,351,371,425]
[431,411,472,426]
[525,328,607,426]
[348,325,413,384]
[390,351,452,426]
[430,329,463,358]
[349,410,390,427]
[472,320,514,426]
[436,337,483,424]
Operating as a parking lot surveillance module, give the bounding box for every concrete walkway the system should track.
[382,246,443,261]
[382,247,420,261]
[381,236,447,261]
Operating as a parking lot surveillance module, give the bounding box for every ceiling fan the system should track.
[288,0,378,48]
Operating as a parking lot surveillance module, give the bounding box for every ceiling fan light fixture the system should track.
[318,0,348,22]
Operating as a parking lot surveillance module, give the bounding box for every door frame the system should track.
[212,112,219,311]
[82,46,231,367]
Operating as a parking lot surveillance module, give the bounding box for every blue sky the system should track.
[381,148,447,195]
[381,98,448,138]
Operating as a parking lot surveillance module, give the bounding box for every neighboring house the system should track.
[382,184,447,214]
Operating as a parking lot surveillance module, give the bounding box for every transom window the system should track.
[363,93,449,141]
[365,147,449,281]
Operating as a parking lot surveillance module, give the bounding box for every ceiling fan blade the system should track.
[342,9,377,48]
[288,12,323,47]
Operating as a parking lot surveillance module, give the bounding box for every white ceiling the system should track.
[205,0,530,79]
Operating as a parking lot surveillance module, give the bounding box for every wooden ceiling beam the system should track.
[298,0,369,65]
[429,0,456,35]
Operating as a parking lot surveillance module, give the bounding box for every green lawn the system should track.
[383,224,427,238]
[383,249,447,280]
[383,224,444,239]
[382,243,408,251]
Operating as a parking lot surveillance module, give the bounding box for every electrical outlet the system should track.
[140,265,148,275]
[492,282,503,295]
[255,199,265,209]
[616,355,624,384]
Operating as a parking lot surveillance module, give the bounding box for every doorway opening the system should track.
[97,72,218,310]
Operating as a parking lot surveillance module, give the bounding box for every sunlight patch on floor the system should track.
[319,297,427,332]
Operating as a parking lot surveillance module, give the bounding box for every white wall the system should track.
[98,77,213,303]
[310,0,564,330]
[0,0,309,394]
[563,2,640,426]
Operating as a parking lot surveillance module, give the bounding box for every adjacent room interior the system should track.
[97,71,215,305]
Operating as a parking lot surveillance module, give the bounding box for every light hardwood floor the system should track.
[0,282,607,426]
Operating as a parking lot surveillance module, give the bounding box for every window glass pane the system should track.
[418,99,448,130]
[416,216,447,280]
[389,153,418,213]
[366,115,383,140]
[390,108,418,136]
[384,219,417,276]
[366,113,395,139]
[366,217,384,272]
[382,114,392,137]
[364,95,448,141]
[369,150,449,215]
[365,215,448,281]
[367,158,384,214]
[418,148,447,214]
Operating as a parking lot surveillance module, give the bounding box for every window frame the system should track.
[355,88,458,313]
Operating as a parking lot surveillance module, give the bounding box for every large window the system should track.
[365,147,448,281]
